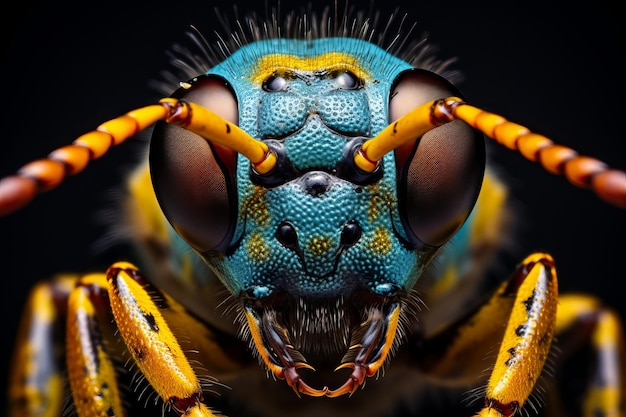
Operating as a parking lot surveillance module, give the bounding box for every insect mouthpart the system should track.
[241,289,404,397]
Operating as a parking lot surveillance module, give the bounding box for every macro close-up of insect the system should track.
[1,1,624,417]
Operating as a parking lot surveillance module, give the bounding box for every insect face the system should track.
[148,38,487,393]
[1,2,625,417]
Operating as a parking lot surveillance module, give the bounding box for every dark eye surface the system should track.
[333,70,361,90]
[276,222,299,249]
[339,220,362,248]
[263,73,289,92]
[390,69,485,247]
[149,75,239,253]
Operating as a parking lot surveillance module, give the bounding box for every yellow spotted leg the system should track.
[9,276,75,417]
[555,295,625,417]
[415,252,558,415]
[105,262,217,417]
[476,253,558,417]
[66,274,125,417]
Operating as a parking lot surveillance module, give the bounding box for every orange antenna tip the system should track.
[592,170,626,208]
[0,176,37,216]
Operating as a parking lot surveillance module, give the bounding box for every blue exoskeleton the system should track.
[150,33,484,400]
[3,4,625,417]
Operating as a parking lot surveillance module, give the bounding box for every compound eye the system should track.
[263,73,290,92]
[390,69,485,247]
[333,70,361,90]
[150,75,239,253]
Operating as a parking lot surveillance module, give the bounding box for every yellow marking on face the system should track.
[308,235,333,257]
[246,231,271,262]
[252,52,370,85]
[367,185,396,223]
[243,186,270,227]
[368,193,382,222]
[367,227,392,255]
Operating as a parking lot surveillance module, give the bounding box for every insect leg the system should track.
[554,294,625,416]
[476,253,558,417]
[65,273,125,417]
[415,253,558,416]
[105,261,218,417]
[8,275,75,417]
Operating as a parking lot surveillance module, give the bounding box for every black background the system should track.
[0,0,624,413]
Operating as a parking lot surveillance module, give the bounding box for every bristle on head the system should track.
[153,2,460,94]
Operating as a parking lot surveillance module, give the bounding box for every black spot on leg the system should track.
[133,347,145,361]
[144,312,159,332]
[523,290,536,314]
[79,302,104,372]
[226,124,231,133]
[505,346,518,367]
[515,324,527,337]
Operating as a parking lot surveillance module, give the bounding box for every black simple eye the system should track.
[276,222,299,249]
[263,73,289,92]
[333,70,361,90]
[339,220,362,248]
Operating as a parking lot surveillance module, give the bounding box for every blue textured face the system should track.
[205,38,433,298]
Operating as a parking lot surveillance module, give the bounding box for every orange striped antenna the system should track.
[2,96,624,216]
[0,99,274,216]
[357,97,626,208]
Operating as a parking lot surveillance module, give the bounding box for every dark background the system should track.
[0,0,624,414]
